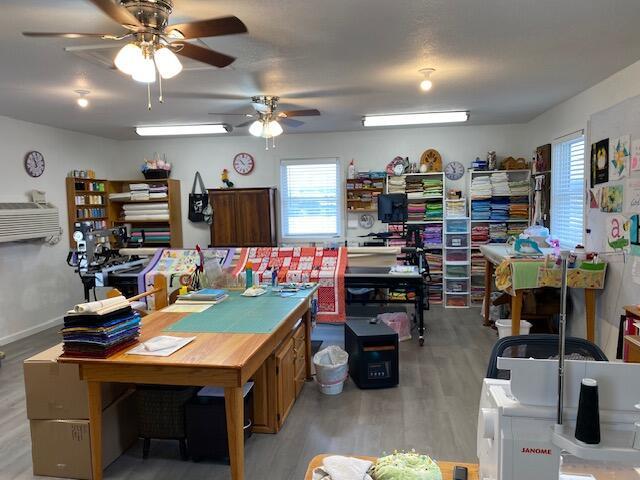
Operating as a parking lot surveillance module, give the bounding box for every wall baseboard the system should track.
[0,315,63,346]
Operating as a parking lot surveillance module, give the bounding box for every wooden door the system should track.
[275,337,296,427]
[234,190,274,246]
[210,191,237,246]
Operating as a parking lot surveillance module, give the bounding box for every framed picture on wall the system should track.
[591,138,609,187]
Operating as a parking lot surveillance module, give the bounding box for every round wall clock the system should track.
[358,214,375,229]
[24,151,45,177]
[233,152,255,175]
[444,161,465,180]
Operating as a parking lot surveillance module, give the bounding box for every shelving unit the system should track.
[443,213,471,308]
[467,169,532,306]
[65,177,109,245]
[385,171,445,305]
[345,175,385,213]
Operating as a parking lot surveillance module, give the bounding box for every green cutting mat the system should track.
[164,289,314,334]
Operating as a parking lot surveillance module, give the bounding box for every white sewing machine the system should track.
[477,358,640,480]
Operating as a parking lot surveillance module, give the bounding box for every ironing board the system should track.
[480,244,605,341]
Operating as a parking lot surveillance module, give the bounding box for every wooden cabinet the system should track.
[251,320,307,433]
[208,188,277,246]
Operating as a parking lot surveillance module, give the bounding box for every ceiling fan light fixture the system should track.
[154,46,183,79]
[362,111,469,127]
[114,43,144,76]
[249,120,264,137]
[266,120,283,137]
[132,56,157,83]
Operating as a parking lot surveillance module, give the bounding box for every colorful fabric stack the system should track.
[471,176,491,198]
[471,225,490,245]
[405,176,424,196]
[149,183,168,199]
[489,222,508,243]
[490,172,510,195]
[490,197,509,221]
[506,223,528,237]
[445,199,467,218]
[387,224,405,247]
[471,277,485,304]
[425,252,443,272]
[129,183,150,201]
[387,176,406,193]
[422,178,443,197]
[471,199,491,220]
[471,251,486,273]
[427,274,443,304]
[422,224,442,246]
[425,199,443,220]
[61,296,140,359]
[407,202,426,222]
[508,180,529,196]
[130,227,171,244]
[508,196,529,221]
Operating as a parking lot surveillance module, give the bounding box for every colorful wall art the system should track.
[590,138,609,186]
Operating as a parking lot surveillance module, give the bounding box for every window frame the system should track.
[279,157,343,241]
[550,132,586,248]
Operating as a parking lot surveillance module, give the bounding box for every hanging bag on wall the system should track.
[188,172,212,224]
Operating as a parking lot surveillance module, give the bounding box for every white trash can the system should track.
[313,345,349,395]
[495,319,532,338]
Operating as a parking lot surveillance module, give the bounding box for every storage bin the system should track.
[445,264,469,278]
[496,319,532,338]
[445,219,468,233]
[445,294,469,308]
[445,278,469,294]
[445,249,469,263]
[446,233,468,248]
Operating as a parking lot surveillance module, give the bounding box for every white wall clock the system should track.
[233,152,255,175]
[24,150,45,177]
[358,214,375,229]
[444,161,465,181]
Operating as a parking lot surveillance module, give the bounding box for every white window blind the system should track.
[551,134,585,247]
[280,158,342,238]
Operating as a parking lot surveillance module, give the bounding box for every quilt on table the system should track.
[232,247,348,323]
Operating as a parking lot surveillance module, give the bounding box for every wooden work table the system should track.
[624,335,640,363]
[305,454,479,480]
[59,289,316,480]
[480,244,601,341]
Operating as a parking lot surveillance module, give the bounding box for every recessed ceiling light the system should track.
[362,111,469,127]
[135,124,231,136]
[419,68,435,92]
[75,90,90,108]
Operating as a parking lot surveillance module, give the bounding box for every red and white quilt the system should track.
[232,247,348,323]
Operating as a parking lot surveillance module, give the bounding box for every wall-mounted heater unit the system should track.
[0,191,60,243]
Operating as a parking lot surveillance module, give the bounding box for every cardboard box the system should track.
[30,389,138,479]
[24,344,128,419]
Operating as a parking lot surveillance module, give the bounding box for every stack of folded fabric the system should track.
[446,199,467,218]
[490,172,510,195]
[489,222,508,243]
[386,224,405,246]
[387,176,406,193]
[407,202,426,222]
[509,179,530,196]
[490,197,509,221]
[405,176,423,196]
[109,191,131,201]
[471,279,485,304]
[427,275,443,304]
[60,296,140,358]
[506,223,528,237]
[130,227,171,244]
[471,251,486,274]
[471,199,491,220]
[422,178,443,197]
[424,200,443,220]
[129,183,150,201]
[425,252,443,272]
[123,202,170,221]
[471,176,492,198]
[422,224,442,246]
[149,183,168,199]
[471,225,490,245]
[508,196,529,221]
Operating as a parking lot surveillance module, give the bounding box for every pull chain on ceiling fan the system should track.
[23,0,248,109]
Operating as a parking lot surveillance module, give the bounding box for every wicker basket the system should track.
[142,169,171,179]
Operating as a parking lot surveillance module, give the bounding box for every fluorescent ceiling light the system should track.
[135,124,230,136]
[362,111,469,127]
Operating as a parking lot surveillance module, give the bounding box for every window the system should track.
[280,158,342,239]
[551,133,585,247]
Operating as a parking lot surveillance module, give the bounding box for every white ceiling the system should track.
[2,0,640,139]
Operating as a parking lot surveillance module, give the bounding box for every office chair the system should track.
[486,334,608,380]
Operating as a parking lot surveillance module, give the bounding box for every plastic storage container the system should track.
[446,233,469,248]
[446,294,469,308]
[495,319,532,338]
[446,264,470,278]
[446,278,469,294]
[445,219,469,233]
[445,249,469,263]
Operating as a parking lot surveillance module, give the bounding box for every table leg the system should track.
[483,260,494,326]
[585,288,596,343]
[225,387,245,480]
[88,381,103,480]
[304,308,313,380]
[511,290,523,336]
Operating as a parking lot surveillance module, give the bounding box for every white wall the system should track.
[0,115,119,345]
[524,58,640,358]
[117,124,527,247]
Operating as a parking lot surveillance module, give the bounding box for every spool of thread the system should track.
[575,378,600,445]
[245,262,253,290]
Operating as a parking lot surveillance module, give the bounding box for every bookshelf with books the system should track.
[467,169,531,306]
[346,172,385,213]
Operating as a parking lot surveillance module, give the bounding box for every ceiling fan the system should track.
[23,0,247,108]
[210,95,320,147]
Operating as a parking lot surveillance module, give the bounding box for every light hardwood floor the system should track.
[1,306,496,480]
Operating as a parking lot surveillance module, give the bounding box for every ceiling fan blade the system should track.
[88,0,142,29]
[208,113,254,116]
[175,42,236,68]
[166,16,247,40]
[235,120,255,128]
[279,109,321,117]
[279,118,305,128]
[22,32,119,39]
